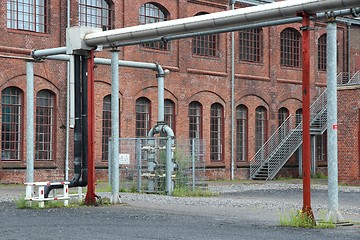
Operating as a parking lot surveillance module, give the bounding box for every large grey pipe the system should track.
[83,0,360,48]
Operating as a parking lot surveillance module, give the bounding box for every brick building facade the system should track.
[0,0,359,184]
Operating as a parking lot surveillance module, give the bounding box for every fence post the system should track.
[192,139,196,191]
[136,138,142,193]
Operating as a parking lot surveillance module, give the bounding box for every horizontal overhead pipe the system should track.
[83,0,360,48]
[45,54,158,70]
[31,47,67,59]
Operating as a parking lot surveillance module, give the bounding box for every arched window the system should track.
[239,28,263,63]
[136,97,151,137]
[139,3,168,50]
[7,0,48,32]
[189,101,202,139]
[35,90,55,160]
[1,87,22,160]
[102,95,111,161]
[278,107,289,126]
[79,0,113,30]
[193,13,219,57]
[318,34,327,71]
[236,105,248,162]
[280,28,301,67]
[255,106,267,152]
[210,103,223,161]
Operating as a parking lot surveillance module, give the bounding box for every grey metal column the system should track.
[110,49,121,204]
[326,20,343,223]
[166,136,173,195]
[26,61,35,183]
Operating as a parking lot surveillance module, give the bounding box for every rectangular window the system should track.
[79,0,112,30]
[193,34,219,57]
[35,90,54,160]
[7,0,47,33]
[189,102,202,139]
[239,29,262,63]
[136,98,150,137]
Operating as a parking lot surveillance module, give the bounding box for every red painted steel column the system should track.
[300,12,314,220]
[85,49,96,205]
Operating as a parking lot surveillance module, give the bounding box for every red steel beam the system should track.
[85,49,97,205]
[299,12,315,222]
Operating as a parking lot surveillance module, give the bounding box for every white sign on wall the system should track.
[119,154,130,165]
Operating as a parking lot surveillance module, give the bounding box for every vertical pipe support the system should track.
[326,20,344,223]
[299,12,314,222]
[166,136,173,195]
[26,61,35,183]
[111,49,121,204]
[84,49,97,205]
[156,64,165,123]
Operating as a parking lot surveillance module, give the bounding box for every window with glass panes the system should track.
[280,28,301,67]
[1,87,22,160]
[139,3,168,50]
[35,90,54,160]
[236,105,247,162]
[318,34,327,71]
[102,95,111,161]
[79,0,112,30]
[239,28,263,63]
[7,0,47,32]
[210,103,223,161]
[255,106,267,152]
[164,99,175,132]
[316,132,327,161]
[136,98,151,137]
[193,13,219,57]
[189,102,202,139]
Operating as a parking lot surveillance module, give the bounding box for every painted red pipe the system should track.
[299,12,314,221]
[85,49,97,205]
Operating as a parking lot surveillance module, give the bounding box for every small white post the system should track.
[38,186,45,208]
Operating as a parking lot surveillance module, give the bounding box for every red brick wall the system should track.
[338,86,360,184]
[0,0,358,184]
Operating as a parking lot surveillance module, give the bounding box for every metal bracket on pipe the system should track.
[30,50,45,62]
[325,12,336,22]
[299,26,314,31]
[351,8,360,18]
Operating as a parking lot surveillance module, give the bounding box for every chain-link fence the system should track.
[108,138,206,194]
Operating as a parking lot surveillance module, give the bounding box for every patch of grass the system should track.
[314,173,328,179]
[280,210,335,229]
[172,187,218,197]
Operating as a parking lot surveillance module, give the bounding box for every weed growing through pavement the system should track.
[280,210,335,228]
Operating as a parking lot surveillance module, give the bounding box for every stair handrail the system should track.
[348,70,360,85]
[249,114,293,177]
[250,88,328,179]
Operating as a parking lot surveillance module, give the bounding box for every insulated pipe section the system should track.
[156,63,165,123]
[83,0,360,48]
[31,47,67,59]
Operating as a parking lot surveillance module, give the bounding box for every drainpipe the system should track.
[230,0,235,180]
[347,23,351,81]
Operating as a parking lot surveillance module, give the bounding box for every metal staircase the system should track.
[249,90,327,180]
[250,71,360,180]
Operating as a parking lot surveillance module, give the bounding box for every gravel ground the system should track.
[1,180,360,217]
[1,180,360,240]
